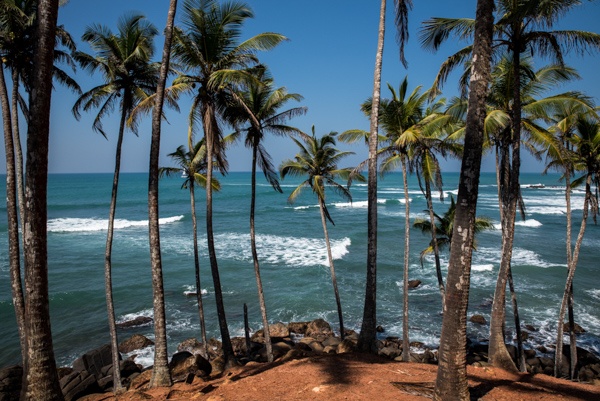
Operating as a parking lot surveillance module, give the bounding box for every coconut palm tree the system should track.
[72,14,159,392]
[280,129,363,341]
[420,0,600,372]
[359,0,413,354]
[21,0,63,399]
[159,140,223,359]
[0,1,79,366]
[413,194,494,258]
[433,1,494,399]
[229,66,306,362]
[147,0,178,388]
[352,77,430,360]
[171,0,286,364]
[544,112,600,378]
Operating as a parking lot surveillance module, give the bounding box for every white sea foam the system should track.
[47,215,184,233]
[472,264,494,272]
[333,200,369,208]
[587,289,600,301]
[182,285,208,296]
[208,233,351,267]
[493,219,542,229]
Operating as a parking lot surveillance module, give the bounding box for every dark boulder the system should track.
[408,280,422,289]
[118,334,154,354]
[288,322,309,335]
[169,351,212,381]
[60,370,101,401]
[562,322,586,334]
[116,316,153,329]
[305,319,332,338]
[0,365,22,401]
[469,315,487,325]
[72,344,113,380]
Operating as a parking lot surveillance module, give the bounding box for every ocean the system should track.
[0,171,599,367]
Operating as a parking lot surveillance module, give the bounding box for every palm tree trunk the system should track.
[190,183,208,356]
[203,103,234,364]
[488,46,524,374]
[567,285,577,379]
[1,65,27,368]
[11,69,26,229]
[434,1,494,398]
[318,197,345,340]
[358,0,385,353]
[555,175,590,378]
[22,1,63,399]
[401,156,410,362]
[425,180,445,311]
[103,102,128,393]
[251,143,273,361]
[148,0,177,388]
[563,169,577,379]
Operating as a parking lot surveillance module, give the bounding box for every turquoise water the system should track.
[0,171,599,367]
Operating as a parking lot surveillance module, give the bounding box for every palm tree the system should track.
[21,0,63,399]
[413,194,494,257]
[421,0,600,372]
[171,0,286,364]
[352,77,429,360]
[159,140,223,359]
[544,112,600,378]
[229,66,306,362]
[433,1,494,399]
[72,14,159,392]
[0,1,79,367]
[280,129,362,340]
[147,0,178,388]
[359,0,413,355]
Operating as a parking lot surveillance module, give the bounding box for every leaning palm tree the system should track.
[420,0,600,372]
[72,14,159,392]
[171,0,286,364]
[433,1,494,399]
[229,66,306,362]
[159,140,223,359]
[280,129,363,340]
[544,113,600,378]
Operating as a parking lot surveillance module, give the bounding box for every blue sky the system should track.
[4,0,600,174]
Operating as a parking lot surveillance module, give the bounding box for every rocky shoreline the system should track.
[1,317,599,400]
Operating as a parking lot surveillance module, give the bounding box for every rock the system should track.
[60,370,101,401]
[524,349,537,358]
[0,365,22,401]
[288,322,309,335]
[307,341,324,354]
[524,324,537,332]
[120,359,142,378]
[116,316,153,329]
[323,345,337,354]
[118,334,154,354]
[337,339,356,354]
[423,349,437,364]
[376,325,385,333]
[408,280,422,289]
[57,367,73,380]
[72,344,113,380]
[268,322,290,338]
[210,356,226,377]
[562,322,586,334]
[280,349,305,363]
[469,315,487,325]
[322,337,341,347]
[305,319,332,338]
[379,346,401,359]
[169,351,212,381]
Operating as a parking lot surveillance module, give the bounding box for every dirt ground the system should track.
[80,352,600,401]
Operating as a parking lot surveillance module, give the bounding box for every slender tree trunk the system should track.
[401,156,410,361]
[190,183,208,356]
[250,143,273,361]
[555,175,590,378]
[507,266,526,371]
[358,0,385,353]
[489,45,524,374]
[567,285,577,379]
[434,1,494,398]
[148,0,178,388]
[1,65,27,368]
[11,69,26,229]
[204,103,234,364]
[318,197,344,340]
[495,141,525,371]
[425,180,445,311]
[103,102,128,393]
[22,1,63,399]
[564,169,577,379]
